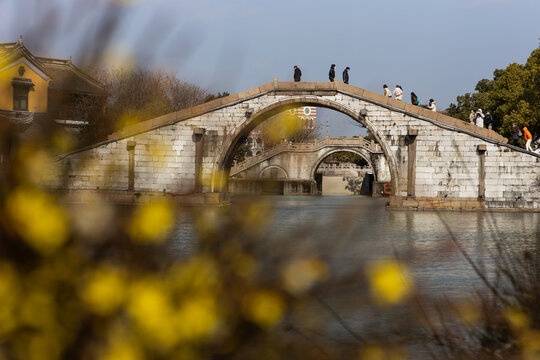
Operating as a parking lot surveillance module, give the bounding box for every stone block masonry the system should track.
[50,82,540,209]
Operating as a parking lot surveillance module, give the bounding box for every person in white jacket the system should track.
[475,109,485,127]
[393,85,403,100]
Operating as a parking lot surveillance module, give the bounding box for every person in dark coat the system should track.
[512,123,521,146]
[293,66,302,82]
[329,64,336,82]
[410,92,419,105]
[342,67,350,84]
[485,110,493,130]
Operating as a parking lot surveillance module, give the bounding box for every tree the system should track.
[445,47,540,138]
[81,67,227,144]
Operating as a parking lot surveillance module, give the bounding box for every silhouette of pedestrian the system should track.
[342,67,350,84]
[329,64,336,82]
[293,66,302,82]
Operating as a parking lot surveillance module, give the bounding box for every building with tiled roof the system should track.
[0,35,106,130]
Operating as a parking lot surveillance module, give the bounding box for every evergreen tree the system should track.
[445,47,540,138]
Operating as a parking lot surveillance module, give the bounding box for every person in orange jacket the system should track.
[523,126,533,151]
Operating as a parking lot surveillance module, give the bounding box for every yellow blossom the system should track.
[0,263,19,336]
[127,280,178,348]
[15,146,58,185]
[366,260,412,306]
[82,267,126,316]
[101,340,143,360]
[503,307,530,331]
[175,296,220,342]
[243,290,285,328]
[128,200,174,243]
[5,187,69,255]
[20,290,57,330]
[168,256,219,293]
[360,344,406,360]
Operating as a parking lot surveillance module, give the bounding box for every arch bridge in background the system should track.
[53,81,540,210]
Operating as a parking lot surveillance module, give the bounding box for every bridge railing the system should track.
[230,136,381,175]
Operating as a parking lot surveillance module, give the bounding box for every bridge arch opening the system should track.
[312,150,375,195]
[216,97,398,195]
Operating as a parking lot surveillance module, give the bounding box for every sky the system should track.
[1,0,539,137]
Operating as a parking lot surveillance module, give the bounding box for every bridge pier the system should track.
[407,129,418,197]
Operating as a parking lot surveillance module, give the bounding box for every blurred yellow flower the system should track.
[15,333,62,360]
[127,280,178,349]
[101,340,143,360]
[5,187,69,255]
[243,290,285,328]
[176,296,220,342]
[169,256,220,293]
[231,252,257,279]
[520,329,540,359]
[82,267,126,316]
[367,261,412,306]
[128,200,174,243]
[360,344,406,360]
[262,111,304,143]
[203,169,228,192]
[20,290,57,330]
[240,201,273,233]
[0,263,19,336]
[14,146,58,185]
[52,130,76,154]
[503,307,530,331]
[282,259,328,295]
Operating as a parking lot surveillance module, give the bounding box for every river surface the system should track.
[172,195,540,295]
[170,195,540,355]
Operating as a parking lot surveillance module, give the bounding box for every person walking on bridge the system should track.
[410,92,419,105]
[523,126,533,151]
[393,85,403,100]
[329,64,336,82]
[383,84,392,97]
[475,109,485,127]
[427,99,436,112]
[469,110,475,124]
[485,110,493,130]
[512,123,522,146]
[342,67,350,84]
[293,66,302,82]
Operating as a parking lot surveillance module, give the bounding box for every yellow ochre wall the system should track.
[0,60,49,112]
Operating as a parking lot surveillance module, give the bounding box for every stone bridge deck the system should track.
[230,136,381,176]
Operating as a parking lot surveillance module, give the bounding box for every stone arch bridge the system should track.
[228,136,390,195]
[53,80,540,210]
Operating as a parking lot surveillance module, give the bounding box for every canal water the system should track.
[173,195,540,296]
[170,195,540,355]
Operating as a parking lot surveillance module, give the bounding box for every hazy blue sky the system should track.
[1,0,539,136]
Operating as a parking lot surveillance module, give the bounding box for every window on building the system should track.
[13,86,29,111]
